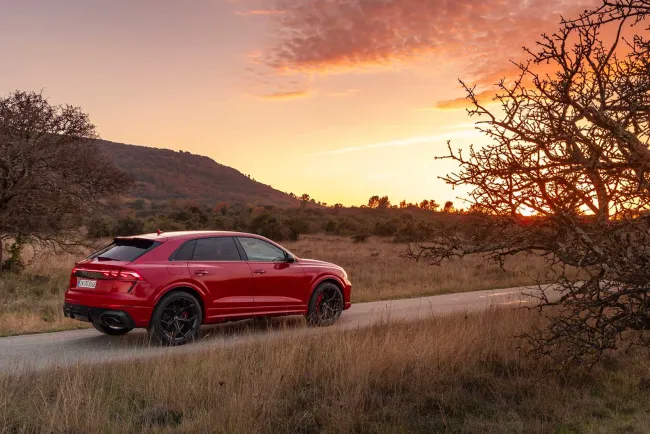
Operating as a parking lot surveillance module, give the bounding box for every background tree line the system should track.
[84,196,474,245]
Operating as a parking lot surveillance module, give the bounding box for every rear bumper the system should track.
[64,303,137,329]
[63,291,153,327]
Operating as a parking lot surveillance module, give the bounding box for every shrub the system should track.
[335,217,362,235]
[393,220,428,242]
[373,219,400,236]
[325,220,336,233]
[248,213,287,241]
[113,217,144,236]
[351,233,369,243]
[285,216,310,241]
[143,217,185,234]
[87,217,114,239]
[1,236,26,273]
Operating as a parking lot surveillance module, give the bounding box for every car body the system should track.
[64,231,352,344]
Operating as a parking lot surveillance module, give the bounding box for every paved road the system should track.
[0,286,552,373]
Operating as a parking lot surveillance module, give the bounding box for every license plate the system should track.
[77,279,97,289]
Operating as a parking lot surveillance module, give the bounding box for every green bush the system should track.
[113,217,144,236]
[351,233,369,243]
[373,219,400,236]
[87,217,114,239]
[249,213,287,241]
[393,220,429,242]
[285,216,310,241]
[143,217,186,234]
[1,236,26,273]
[325,220,336,233]
[335,217,362,235]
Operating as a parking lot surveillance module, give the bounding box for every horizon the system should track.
[0,0,600,206]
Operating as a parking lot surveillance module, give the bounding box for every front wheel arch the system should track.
[309,276,345,299]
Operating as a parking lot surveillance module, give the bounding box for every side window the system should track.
[192,237,241,261]
[172,240,196,261]
[238,237,286,262]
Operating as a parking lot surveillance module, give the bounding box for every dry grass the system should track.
[2,309,649,433]
[0,249,93,337]
[0,235,548,336]
[285,235,549,302]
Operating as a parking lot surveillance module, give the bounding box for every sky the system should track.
[0,0,600,206]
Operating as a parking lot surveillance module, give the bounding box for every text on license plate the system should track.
[77,279,97,289]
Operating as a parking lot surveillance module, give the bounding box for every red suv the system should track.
[64,231,352,345]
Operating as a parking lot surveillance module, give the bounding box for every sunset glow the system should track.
[0,0,601,206]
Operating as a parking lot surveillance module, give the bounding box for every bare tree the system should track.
[0,90,131,270]
[407,1,650,368]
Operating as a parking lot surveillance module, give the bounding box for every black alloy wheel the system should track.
[149,291,203,346]
[306,282,344,326]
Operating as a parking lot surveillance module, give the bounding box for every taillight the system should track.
[98,270,142,280]
[69,268,78,289]
[117,270,143,281]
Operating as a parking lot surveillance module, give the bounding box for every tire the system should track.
[149,291,203,346]
[306,282,344,327]
[92,322,133,336]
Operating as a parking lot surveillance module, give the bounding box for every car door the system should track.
[236,236,309,314]
[186,237,255,321]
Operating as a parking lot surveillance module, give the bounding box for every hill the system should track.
[96,140,299,207]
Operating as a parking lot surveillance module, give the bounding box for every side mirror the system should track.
[285,253,296,263]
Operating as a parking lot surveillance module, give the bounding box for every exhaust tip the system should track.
[102,315,124,328]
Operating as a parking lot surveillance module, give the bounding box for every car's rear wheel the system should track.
[92,322,133,336]
[149,291,203,346]
[306,282,344,326]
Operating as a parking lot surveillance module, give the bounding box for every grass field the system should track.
[0,235,549,336]
[2,308,648,433]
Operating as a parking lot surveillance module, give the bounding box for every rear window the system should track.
[89,238,161,262]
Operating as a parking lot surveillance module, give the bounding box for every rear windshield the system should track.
[89,239,161,262]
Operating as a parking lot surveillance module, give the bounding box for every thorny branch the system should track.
[406,1,650,369]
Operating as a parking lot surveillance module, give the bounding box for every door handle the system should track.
[193,270,209,276]
[253,269,266,274]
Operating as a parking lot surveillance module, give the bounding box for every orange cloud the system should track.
[264,0,600,85]
[325,88,360,98]
[236,9,285,16]
[256,89,312,100]
[316,130,478,155]
[244,50,263,59]
[434,89,497,111]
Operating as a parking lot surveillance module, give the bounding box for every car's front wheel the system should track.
[92,322,133,336]
[306,282,344,326]
[149,291,203,346]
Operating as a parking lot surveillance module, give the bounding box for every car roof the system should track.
[116,230,259,242]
